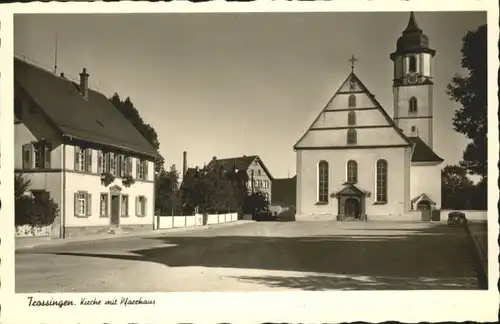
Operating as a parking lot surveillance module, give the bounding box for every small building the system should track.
[14,57,160,238]
[207,155,274,203]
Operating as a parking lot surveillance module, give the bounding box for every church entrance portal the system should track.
[344,198,360,220]
[332,183,369,221]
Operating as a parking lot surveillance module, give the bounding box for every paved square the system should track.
[16,221,480,292]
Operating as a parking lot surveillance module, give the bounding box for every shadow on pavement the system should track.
[46,223,482,290]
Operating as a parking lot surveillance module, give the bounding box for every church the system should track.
[294,12,444,221]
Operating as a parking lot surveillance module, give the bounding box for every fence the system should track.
[155,213,239,230]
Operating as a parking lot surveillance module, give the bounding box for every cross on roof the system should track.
[348,54,358,72]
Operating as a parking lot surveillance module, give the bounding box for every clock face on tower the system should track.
[407,72,419,85]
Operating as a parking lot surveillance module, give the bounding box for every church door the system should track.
[344,198,360,220]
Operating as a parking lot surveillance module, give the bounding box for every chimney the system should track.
[60,72,65,78]
[212,156,217,161]
[79,68,89,99]
[182,151,187,176]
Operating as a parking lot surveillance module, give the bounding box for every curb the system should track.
[16,220,254,251]
[462,220,488,288]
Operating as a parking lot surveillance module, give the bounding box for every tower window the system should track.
[409,56,417,73]
[348,94,357,108]
[411,126,417,133]
[348,111,356,126]
[409,97,418,113]
[347,128,357,145]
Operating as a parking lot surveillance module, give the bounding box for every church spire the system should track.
[404,11,422,34]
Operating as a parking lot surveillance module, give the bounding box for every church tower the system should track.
[391,12,436,149]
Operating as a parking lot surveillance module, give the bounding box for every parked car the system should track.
[447,211,467,226]
[254,207,278,221]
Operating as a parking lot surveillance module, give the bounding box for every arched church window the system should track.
[347,128,357,145]
[347,160,358,183]
[376,159,388,203]
[349,78,356,91]
[348,94,357,108]
[409,56,417,73]
[318,161,329,203]
[348,111,356,126]
[409,97,418,113]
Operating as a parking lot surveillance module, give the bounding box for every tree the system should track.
[155,164,181,215]
[446,24,487,178]
[110,93,165,173]
[441,165,474,209]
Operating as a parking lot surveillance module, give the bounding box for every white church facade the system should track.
[294,12,444,221]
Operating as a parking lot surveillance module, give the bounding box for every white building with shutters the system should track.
[14,57,159,238]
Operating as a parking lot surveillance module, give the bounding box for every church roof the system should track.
[408,136,444,163]
[391,12,435,59]
[294,71,412,150]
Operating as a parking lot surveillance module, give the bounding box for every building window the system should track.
[23,141,52,169]
[74,191,91,217]
[263,180,269,189]
[347,160,358,183]
[409,56,417,73]
[376,159,388,203]
[347,128,357,145]
[257,169,261,175]
[263,192,269,201]
[411,125,417,133]
[349,79,356,91]
[348,94,357,108]
[409,97,418,113]
[120,156,131,177]
[318,160,329,203]
[247,180,253,189]
[97,151,109,174]
[136,159,148,180]
[136,196,147,217]
[109,153,117,176]
[121,195,129,217]
[348,111,356,126]
[74,146,92,173]
[100,193,109,217]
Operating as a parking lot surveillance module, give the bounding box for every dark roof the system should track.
[14,58,159,158]
[207,155,274,180]
[271,176,296,206]
[408,136,444,163]
[392,12,435,58]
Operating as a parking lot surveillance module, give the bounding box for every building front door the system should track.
[110,194,120,227]
[344,198,360,220]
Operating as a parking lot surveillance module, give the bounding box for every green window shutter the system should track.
[136,159,140,179]
[127,157,132,175]
[74,146,80,170]
[135,196,140,216]
[97,151,103,174]
[44,143,52,169]
[144,197,147,216]
[144,161,149,180]
[74,192,79,216]
[105,152,111,173]
[86,149,92,173]
[117,155,122,177]
[86,193,92,216]
[22,143,32,169]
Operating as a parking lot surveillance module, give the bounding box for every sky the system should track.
[14,11,486,179]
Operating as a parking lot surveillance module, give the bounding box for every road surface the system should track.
[16,220,481,292]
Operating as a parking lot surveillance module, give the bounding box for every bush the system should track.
[15,195,59,227]
[15,174,59,227]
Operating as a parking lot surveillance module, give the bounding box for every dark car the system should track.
[254,207,278,221]
[447,211,467,226]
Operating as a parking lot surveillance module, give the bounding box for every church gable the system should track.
[294,72,412,150]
